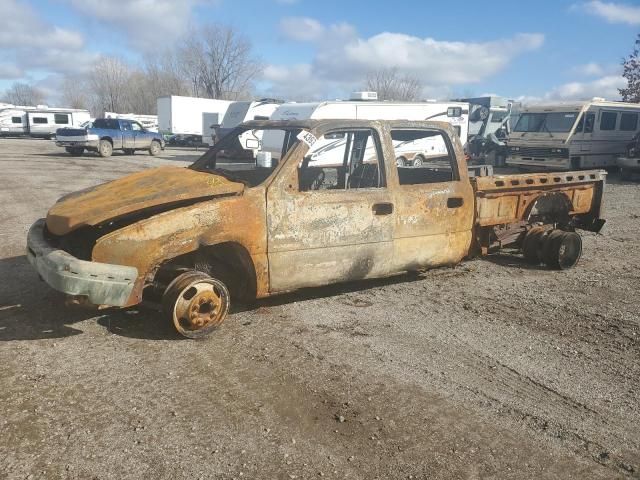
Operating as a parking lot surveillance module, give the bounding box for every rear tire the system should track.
[543,231,582,270]
[396,156,407,167]
[149,140,161,156]
[98,139,113,158]
[412,155,425,167]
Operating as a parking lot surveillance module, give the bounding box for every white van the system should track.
[507,98,640,170]
[0,105,90,138]
[261,99,469,165]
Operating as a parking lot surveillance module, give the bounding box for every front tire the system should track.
[162,271,230,339]
[149,140,161,156]
[98,139,113,158]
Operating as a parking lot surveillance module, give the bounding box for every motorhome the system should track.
[105,112,158,132]
[260,96,470,166]
[0,105,90,138]
[506,98,640,170]
[157,95,232,136]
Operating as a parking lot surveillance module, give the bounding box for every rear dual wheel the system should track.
[522,228,582,270]
[162,271,230,339]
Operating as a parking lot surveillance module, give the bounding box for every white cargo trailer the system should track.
[157,95,232,136]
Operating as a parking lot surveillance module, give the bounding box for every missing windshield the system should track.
[191,126,301,187]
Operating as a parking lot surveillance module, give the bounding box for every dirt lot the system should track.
[0,137,638,480]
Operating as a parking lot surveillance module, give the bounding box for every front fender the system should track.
[91,189,268,301]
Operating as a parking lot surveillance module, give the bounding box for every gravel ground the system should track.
[0,137,638,480]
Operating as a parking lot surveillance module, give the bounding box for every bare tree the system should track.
[60,76,89,109]
[620,34,640,103]
[89,56,131,115]
[365,68,422,101]
[179,24,262,100]
[1,82,45,106]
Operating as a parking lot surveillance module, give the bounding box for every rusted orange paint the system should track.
[46,166,244,236]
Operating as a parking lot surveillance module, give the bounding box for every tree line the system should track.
[2,24,263,116]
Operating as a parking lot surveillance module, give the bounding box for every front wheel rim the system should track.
[172,279,229,335]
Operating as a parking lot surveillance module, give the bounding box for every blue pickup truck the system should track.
[56,118,165,157]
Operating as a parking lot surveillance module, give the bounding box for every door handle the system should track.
[372,202,394,215]
[447,197,464,208]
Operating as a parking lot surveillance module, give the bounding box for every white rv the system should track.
[204,99,283,147]
[105,112,158,132]
[0,105,90,138]
[261,98,469,165]
[157,95,232,136]
[507,98,640,170]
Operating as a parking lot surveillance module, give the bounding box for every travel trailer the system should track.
[0,105,90,138]
[157,95,232,136]
[105,112,158,132]
[204,99,283,147]
[260,97,470,166]
[507,98,640,170]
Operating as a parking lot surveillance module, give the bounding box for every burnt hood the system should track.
[46,166,244,235]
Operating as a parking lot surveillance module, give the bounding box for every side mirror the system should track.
[245,138,260,149]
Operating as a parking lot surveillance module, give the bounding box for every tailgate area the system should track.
[472,170,606,231]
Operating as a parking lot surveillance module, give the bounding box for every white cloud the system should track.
[577,1,640,25]
[0,0,96,81]
[65,0,220,51]
[546,75,625,100]
[279,17,325,42]
[518,75,626,104]
[571,62,605,76]
[263,19,544,100]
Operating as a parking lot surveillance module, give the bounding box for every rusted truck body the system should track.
[27,119,606,337]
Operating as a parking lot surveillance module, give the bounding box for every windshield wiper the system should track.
[541,122,554,138]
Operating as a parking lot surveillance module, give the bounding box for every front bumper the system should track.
[506,155,570,170]
[26,219,138,307]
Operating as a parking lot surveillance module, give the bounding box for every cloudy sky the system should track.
[1,0,638,104]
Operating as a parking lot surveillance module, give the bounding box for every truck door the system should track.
[132,121,152,149]
[120,120,135,148]
[266,127,395,292]
[388,128,475,271]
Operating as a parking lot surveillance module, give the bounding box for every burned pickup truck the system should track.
[27,119,605,338]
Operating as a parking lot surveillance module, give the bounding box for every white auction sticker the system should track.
[297,130,317,147]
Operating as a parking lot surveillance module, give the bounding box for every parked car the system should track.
[27,119,605,338]
[55,118,165,157]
